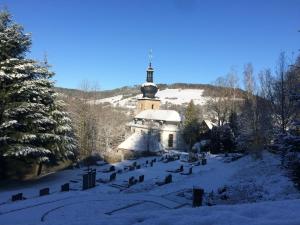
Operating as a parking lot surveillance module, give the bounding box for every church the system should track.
[117,62,185,158]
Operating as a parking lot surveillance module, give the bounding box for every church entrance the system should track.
[168,134,174,148]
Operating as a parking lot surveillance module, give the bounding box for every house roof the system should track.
[203,120,217,129]
[135,109,181,122]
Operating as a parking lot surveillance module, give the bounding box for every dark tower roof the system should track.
[141,62,158,98]
[146,62,154,82]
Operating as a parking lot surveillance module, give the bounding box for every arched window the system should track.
[168,134,174,148]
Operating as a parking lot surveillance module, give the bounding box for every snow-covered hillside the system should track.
[0,152,299,225]
[93,89,210,108]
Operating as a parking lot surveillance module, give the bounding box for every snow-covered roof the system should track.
[203,120,216,129]
[141,82,157,87]
[118,132,163,152]
[135,110,181,122]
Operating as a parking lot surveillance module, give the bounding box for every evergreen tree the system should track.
[220,125,235,153]
[229,111,238,136]
[275,57,300,166]
[210,126,221,153]
[0,10,77,178]
[182,100,200,150]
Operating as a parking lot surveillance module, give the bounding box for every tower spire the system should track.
[149,49,153,67]
[146,49,154,82]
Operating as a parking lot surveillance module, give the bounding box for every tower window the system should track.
[168,134,174,148]
[158,132,161,142]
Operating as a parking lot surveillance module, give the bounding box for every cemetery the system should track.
[0,151,299,225]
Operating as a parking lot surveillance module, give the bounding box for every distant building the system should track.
[118,62,185,158]
[199,120,216,140]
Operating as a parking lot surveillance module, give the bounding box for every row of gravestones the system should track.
[11,183,70,202]
[128,175,145,186]
[161,155,180,163]
[120,158,157,174]
[10,158,161,202]
[156,174,173,186]
[94,159,157,185]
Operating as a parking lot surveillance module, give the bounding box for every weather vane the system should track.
[149,49,153,64]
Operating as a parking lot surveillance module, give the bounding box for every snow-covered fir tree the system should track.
[182,100,200,150]
[0,10,77,177]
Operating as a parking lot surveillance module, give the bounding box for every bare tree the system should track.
[243,63,256,99]
[207,77,232,126]
[226,67,240,113]
[66,81,100,159]
[97,106,130,154]
[260,53,298,134]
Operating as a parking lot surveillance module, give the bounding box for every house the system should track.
[199,120,216,139]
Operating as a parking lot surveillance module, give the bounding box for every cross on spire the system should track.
[149,49,153,67]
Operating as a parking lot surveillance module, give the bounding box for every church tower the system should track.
[137,60,161,113]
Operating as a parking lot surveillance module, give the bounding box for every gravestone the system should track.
[132,162,137,167]
[139,175,144,182]
[136,165,141,169]
[128,176,135,186]
[109,166,115,172]
[145,160,148,165]
[129,165,135,171]
[153,158,156,162]
[110,172,116,182]
[193,187,204,207]
[179,165,183,172]
[12,193,23,202]
[40,188,50,196]
[82,173,89,190]
[202,158,207,165]
[165,174,172,184]
[150,161,153,167]
[91,170,96,187]
[61,183,70,192]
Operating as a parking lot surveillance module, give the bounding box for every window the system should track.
[151,104,154,109]
[168,134,174,148]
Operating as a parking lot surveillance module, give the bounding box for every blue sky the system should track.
[2,0,300,90]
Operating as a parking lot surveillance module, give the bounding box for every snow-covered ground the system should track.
[93,89,210,108]
[0,152,299,225]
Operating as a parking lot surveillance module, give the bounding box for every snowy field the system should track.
[0,152,300,225]
[93,89,210,108]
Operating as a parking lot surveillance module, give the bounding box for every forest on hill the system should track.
[55,82,247,100]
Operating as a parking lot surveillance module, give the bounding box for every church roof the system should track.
[118,132,163,152]
[141,82,157,87]
[135,109,181,122]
